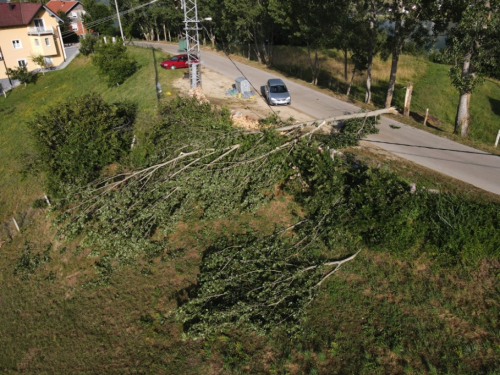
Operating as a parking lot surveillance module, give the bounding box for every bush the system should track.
[28,93,137,194]
[6,65,35,86]
[79,34,98,56]
[91,39,138,86]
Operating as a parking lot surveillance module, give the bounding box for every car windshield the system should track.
[170,56,179,61]
[270,85,288,93]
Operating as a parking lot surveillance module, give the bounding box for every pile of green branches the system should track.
[41,96,500,337]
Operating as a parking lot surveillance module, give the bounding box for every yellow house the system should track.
[0,1,66,81]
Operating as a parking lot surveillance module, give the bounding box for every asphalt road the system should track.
[138,41,500,195]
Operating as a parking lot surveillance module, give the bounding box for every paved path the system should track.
[138,41,500,195]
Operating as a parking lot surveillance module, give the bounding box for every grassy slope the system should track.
[0,46,499,374]
[412,62,500,145]
[0,46,178,222]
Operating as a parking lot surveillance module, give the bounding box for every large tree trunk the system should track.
[163,24,167,41]
[343,47,348,88]
[385,2,403,108]
[346,68,356,97]
[455,52,472,137]
[365,1,375,104]
[306,43,320,85]
[252,25,263,64]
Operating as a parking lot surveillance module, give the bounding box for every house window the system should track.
[71,23,78,31]
[71,11,77,18]
[12,40,22,49]
[35,39,40,46]
[45,38,50,46]
[18,59,27,67]
[44,57,53,66]
[34,18,45,31]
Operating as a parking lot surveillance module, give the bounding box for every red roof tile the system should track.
[0,2,42,27]
[45,0,79,15]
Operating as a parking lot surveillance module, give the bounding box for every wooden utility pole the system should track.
[403,82,413,117]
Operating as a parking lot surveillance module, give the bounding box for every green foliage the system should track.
[27,93,136,195]
[79,34,99,56]
[316,116,379,149]
[91,40,138,86]
[30,54,47,71]
[55,97,294,265]
[6,66,34,86]
[14,242,51,281]
[441,0,500,95]
[48,97,500,339]
[32,198,48,209]
[81,0,115,35]
[179,232,356,337]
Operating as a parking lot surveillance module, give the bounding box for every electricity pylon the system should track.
[181,0,201,88]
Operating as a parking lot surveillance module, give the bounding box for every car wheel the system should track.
[170,66,176,70]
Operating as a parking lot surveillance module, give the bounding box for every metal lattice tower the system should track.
[181,0,201,88]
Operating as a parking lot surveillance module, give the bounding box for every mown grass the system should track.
[0,46,180,223]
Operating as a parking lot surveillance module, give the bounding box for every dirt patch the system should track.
[172,68,315,124]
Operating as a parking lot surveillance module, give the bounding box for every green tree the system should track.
[358,0,388,104]
[30,54,48,75]
[79,34,99,56]
[27,94,136,194]
[440,0,500,137]
[383,0,438,108]
[82,0,115,35]
[270,0,349,85]
[6,66,34,86]
[91,39,138,86]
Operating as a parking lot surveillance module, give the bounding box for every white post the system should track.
[495,130,500,147]
[114,0,125,41]
[103,36,107,44]
[44,194,51,207]
[57,25,67,61]
[12,218,20,232]
[423,108,429,127]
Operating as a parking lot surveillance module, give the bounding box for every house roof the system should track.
[45,1,80,16]
[0,2,43,27]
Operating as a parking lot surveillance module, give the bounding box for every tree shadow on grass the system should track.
[488,97,500,116]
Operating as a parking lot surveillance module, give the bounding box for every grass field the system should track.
[1,45,499,374]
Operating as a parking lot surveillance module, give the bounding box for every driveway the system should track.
[138,41,500,196]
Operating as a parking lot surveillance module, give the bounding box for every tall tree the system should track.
[82,0,115,35]
[199,0,275,65]
[360,0,387,104]
[383,0,435,108]
[270,0,349,86]
[441,0,500,137]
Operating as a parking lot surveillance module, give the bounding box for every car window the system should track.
[270,85,288,93]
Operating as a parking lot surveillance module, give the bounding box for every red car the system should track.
[160,54,199,69]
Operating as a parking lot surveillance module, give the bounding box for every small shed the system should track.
[235,77,250,94]
[178,38,187,52]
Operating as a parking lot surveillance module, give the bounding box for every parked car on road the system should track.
[160,54,198,70]
[264,78,291,105]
